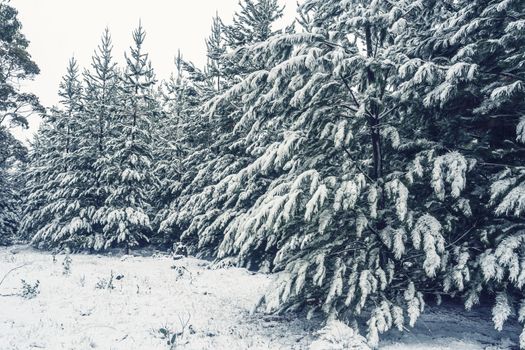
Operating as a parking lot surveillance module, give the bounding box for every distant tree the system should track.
[20,110,63,243]
[152,51,202,245]
[58,57,83,155]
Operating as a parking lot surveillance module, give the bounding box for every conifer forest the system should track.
[1,0,525,348]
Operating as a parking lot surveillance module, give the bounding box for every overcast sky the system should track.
[11,0,297,142]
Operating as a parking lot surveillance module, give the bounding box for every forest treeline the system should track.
[1,0,525,346]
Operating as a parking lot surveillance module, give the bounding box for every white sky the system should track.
[10,0,297,142]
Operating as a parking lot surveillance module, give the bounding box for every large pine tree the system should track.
[161,0,525,346]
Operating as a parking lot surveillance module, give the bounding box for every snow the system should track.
[381,301,521,350]
[0,246,521,350]
[0,246,314,350]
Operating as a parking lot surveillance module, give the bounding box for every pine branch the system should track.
[378,105,399,120]
[340,74,375,121]
[446,221,479,248]
[480,162,525,169]
[341,144,375,183]
[340,75,361,109]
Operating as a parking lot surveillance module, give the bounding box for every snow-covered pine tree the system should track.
[152,51,204,245]
[159,0,287,256]
[209,3,428,338]
[58,57,83,155]
[28,58,88,248]
[81,28,121,250]
[94,23,157,251]
[223,0,285,82]
[156,55,224,249]
[161,0,484,345]
[19,118,58,241]
[18,126,50,241]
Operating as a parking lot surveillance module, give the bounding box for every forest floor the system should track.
[0,245,520,350]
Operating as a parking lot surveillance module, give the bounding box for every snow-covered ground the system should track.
[0,246,520,350]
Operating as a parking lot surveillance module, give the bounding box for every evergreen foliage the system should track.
[0,127,26,244]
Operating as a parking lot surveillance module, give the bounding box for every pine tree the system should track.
[0,0,41,242]
[0,0,42,129]
[152,51,204,245]
[162,0,472,345]
[58,57,83,155]
[223,0,285,81]
[82,28,121,250]
[159,0,286,255]
[83,28,119,165]
[19,117,59,242]
[94,23,157,251]
[28,59,87,248]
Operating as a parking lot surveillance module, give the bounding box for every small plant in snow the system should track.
[51,248,59,264]
[20,279,40,299]
[171,264,192,282]
[79,274,86,287]
[95,271,115,290]
[3,254,16,264]
[155,313,192,349]
[157,326,179,349]
[62,254,72,276]
[172,242,188,260]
